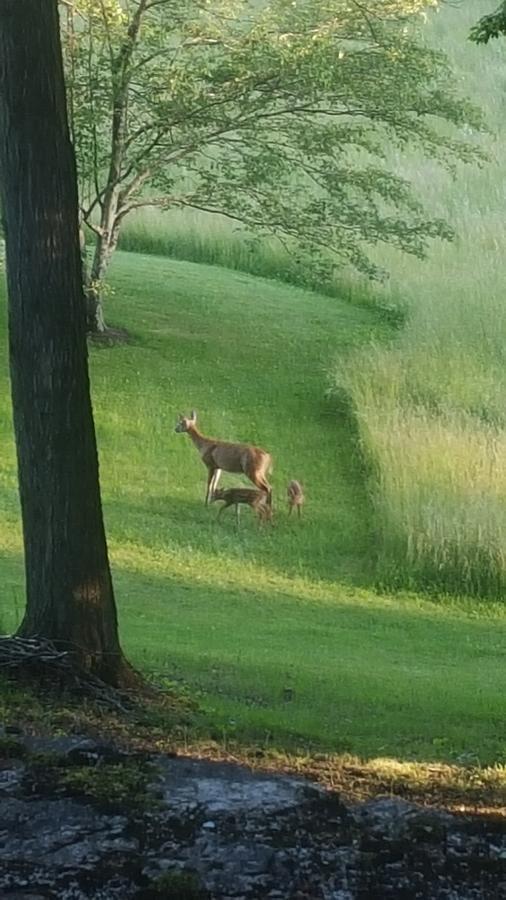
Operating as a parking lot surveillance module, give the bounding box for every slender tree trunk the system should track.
[83,3,148,335]
[87,224,120,334]
[79,224,105,333]
[0,0,133,686]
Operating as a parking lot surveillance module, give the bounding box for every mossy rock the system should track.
[140,869,208,899]
[0,737,26,759]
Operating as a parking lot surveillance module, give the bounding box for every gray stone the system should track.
[156,755,326,817]
[0,764,24,794]
[0,739,504,899]
[357,796,453,842]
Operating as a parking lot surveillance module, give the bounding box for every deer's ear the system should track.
[190,409,197,421]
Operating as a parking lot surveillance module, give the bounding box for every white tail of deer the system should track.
[175,410,272,505]
[287,480,304,518]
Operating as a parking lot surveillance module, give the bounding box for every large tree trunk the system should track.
[0,0,133,686]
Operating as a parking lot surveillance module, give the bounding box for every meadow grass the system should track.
[113,2,506,595]
[331,0,506,595]
[118,206,388,316]
[1,252,505,765]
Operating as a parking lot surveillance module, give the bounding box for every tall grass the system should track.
[332,1,506,596]
[119,206,389,313]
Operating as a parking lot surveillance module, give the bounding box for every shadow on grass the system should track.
[1,545,505,799]
[109,564,506,766]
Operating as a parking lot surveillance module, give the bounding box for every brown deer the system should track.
[211,487,272,525]
[174,411,272,505]
[287,480,304,518]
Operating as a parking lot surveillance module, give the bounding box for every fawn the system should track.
[287,480,304,518]
[211,487,272,525]
[175,410,272,505]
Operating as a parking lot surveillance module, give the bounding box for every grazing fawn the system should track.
[175,410,272,506]
[211,487,272,525]
[287,480,304,518]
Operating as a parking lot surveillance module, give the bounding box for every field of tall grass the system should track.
[332,1,506,596]
[119,1,506,597]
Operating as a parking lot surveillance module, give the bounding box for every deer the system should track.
[174,410,272,506]
[287,480,304,518]
[211,487,272,525]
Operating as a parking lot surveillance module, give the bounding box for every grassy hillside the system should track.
[114,2,506,596]
[1,252,505,764]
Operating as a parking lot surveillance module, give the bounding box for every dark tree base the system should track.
[87,325,131,347]
[0,636,143,707]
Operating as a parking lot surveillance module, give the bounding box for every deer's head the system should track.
[175,410,197,433]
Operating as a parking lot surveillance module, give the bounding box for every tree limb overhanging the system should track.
[61,0,485,331]
[470,2,506,44]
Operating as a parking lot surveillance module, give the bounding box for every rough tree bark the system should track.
[0,0,133,686]
[87,227,118,334]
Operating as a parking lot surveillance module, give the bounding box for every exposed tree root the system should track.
[87,325,130,347]
[0,635,140,712]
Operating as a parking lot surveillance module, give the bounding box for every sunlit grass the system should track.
[118,205,389,316]
[113,2,506,596]
[1,253,506,764]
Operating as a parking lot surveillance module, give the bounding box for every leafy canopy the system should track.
[470,2,506,44]
[62,0,484,281]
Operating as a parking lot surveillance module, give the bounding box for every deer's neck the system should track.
[187,424,210,455]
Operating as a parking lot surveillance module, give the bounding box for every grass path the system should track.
[1,252,505,764]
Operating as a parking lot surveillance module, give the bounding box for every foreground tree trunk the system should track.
[0,0,132,686]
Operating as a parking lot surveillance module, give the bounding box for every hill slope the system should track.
[0,253,505,762]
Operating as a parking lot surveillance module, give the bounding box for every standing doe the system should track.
[287,480,304,518]
[175,410,272,505]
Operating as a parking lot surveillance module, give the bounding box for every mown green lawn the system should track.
[0,252,505,764]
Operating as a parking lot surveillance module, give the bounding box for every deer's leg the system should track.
[206,467,217,505]
[252,475,271,494]
[246,461,271,496]
[250,473,272,512]
[210,468,222,499]
[218,498,234,518]
[297,504,302,519]
[288,503,293,517]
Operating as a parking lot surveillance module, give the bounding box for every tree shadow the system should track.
[108,565,506,767]
[1,545,504,819]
